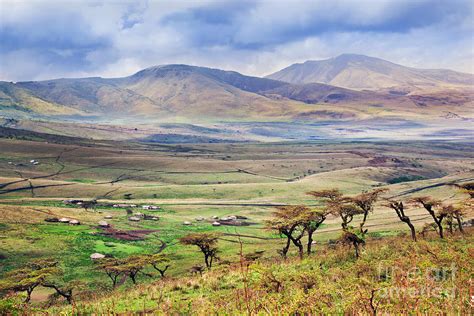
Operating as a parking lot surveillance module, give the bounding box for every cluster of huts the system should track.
[7,159,40,167]
[63,200,162,211]
[183,215,250,227]
[44,217,80,225]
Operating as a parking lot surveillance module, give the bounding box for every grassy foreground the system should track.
[4,230,472,315]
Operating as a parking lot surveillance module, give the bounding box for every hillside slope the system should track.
[16,232,473,315]
[0,82,85,116]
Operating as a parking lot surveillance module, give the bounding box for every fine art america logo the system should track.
[376,263,459,299]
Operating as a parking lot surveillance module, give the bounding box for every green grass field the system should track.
[0,137,472,312]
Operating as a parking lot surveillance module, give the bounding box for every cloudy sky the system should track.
[0,0,473,81]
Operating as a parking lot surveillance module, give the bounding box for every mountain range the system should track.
[0,54,472,125]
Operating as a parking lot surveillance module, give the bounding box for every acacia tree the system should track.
[301,208,328,255]
[180,233,220,269]
[386,200,417,241]
[339,231,365,259]
[42,280,84,304]
[307,189,362,231]
[442,204,465,234]
[351,189,387,235]
[266,206,307,259]
[96,258,123,288]
[148,254,171,277]
[308,189,369,259]
[411,197,446,238]
[117,255,149,284]
[307,189,344,206]
[0,259,59,303]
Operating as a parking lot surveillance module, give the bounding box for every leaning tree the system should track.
[180,232,220,269]
[42,279,85,305]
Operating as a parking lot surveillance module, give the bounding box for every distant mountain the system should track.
[111,64,293,118]
[0,59,472,124]
[1,65,291,119]
[2,64,376,120]
[266,54,474,91]
[15,77,165,115]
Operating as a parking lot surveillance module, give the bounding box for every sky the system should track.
[0,0,473,81]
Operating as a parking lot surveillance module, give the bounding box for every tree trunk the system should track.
[447,216,454,234]
[25,288,33,303]
[296,242,304,259]
[360,211,369,234]
[353,242,359,259]
[107,273,118,288]
[209,255,214,269]
[406,221,417,242]
[455,215,464,233]
[155,265,170,277]
[204,254,210,268]
[426,206,444,239]
[437,221,444,239]
[290,232,305,260]
[130,273,137,284]
[44,284,73,304]
[280,237,291,258]
[307,230,314,255]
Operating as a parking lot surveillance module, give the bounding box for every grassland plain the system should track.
[0,136,473,313]
[5,231,474,314]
